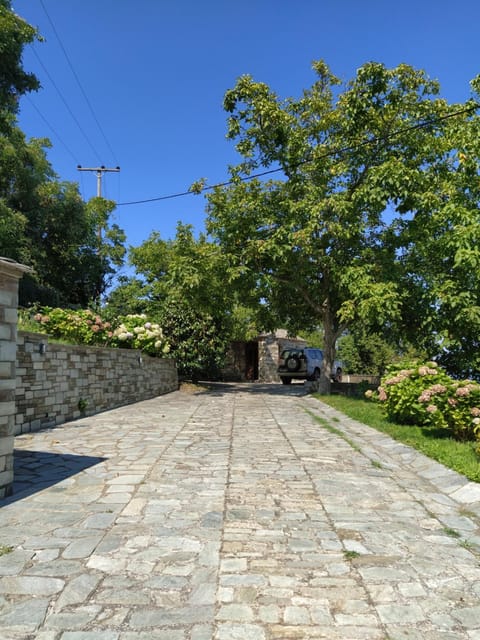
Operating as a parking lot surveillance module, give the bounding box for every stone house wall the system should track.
[15,331,178,435]
[257,332,307,382]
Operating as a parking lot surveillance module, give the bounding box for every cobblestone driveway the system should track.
[1,383,480,639]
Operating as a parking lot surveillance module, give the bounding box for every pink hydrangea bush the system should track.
[366,360,480,445]
[31,308,113,345]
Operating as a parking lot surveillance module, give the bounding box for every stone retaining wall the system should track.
[15,332,178,435]
[0,258,30,496]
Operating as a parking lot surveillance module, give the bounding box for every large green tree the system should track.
[0,0,40,263]
[0,0,40,130]
[205,61,466,390]
[0,1,126,306]
[108,222,242,322]
[395,80,480,378]
[106,223,257,379]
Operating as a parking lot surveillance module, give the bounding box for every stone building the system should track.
[222,330,306,382]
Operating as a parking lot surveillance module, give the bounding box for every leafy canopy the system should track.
[206,60,476,386]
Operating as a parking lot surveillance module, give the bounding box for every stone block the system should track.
[0,341,16,362]
[0,468,14,488]
[0,400,15,417]
[5,308,18,324]
[0,362,13,379]
[0,323,13,340]
[0,291,15,306]
[0,436,14,456]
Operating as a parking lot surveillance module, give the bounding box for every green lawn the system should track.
[314,393,480,483]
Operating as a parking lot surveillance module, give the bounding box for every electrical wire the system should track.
[117,102,479,207]
[30,45,103,165]
[38,0,119,166]
[25,96,80,164]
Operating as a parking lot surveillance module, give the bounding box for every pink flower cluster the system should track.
[384,369,413,386]
[377,386,387,402]
[34,313,50,324]
[418,366,438,376]
[418,384,447,403]
[455,385,476,397]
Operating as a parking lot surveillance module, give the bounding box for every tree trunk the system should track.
[319,309,337,395]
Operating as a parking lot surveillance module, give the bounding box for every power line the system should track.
[38,0,119,166]
[117,102,479,207]
[25,96,79,164]
[30,45,103,164]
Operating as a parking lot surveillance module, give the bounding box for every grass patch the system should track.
[0,545,14,556]
[443,526,461,538]
[343,549,361,559]
[314,394,480,483]
[304,409,362,453]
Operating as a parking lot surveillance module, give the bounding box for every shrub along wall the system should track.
[15,331,178,435]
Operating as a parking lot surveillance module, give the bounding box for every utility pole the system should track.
[77,165,120,239]
[77,164,120,198]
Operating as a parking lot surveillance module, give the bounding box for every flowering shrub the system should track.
[24,307,169,357]
[426,380,480,442]
[367,360,480,446]
[31,307,113,346]
[109,314,170,356]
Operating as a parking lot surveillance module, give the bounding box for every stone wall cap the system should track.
[0,257,32,276]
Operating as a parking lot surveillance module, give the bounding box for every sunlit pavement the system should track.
[1,382,480,639]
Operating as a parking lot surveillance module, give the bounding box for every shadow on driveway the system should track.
[200,381,309,396]
[1,449,106,506]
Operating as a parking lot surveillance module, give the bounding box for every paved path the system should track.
[1,383,480,639]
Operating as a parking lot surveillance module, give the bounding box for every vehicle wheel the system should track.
[286,355,300,372]
[281,377,292,385]
[312,368,320,381]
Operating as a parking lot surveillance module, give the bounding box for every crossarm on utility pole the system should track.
[77,165,121,240]
[77,165,121,197]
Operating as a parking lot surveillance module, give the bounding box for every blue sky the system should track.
[12,0,480,260]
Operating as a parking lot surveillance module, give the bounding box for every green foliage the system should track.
[22,307,169,357]
[159,299,229,381]
[374,361,451,425]
[110,314,169,356]
[298,328,324,349]
[368,361,480,446]
[30,307,113,345]
[318,394,480,482]
[337,329,400,375]
[206,60,455,388]
[0,4,126,306]
[0,544,13,556]
[77,398,88,413]
[0,1,40,129]
[106,223,261,374]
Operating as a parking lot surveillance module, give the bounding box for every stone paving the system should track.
[0,382,480,639]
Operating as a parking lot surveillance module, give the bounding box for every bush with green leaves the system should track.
[366,361,480,448]
[109,314,170,356]
[30,307,113,346]
[23,307,169,356]
[159,300,229,381]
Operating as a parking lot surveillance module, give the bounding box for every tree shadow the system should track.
[420,426,459,440]
[201,381,309,396]
[1,449,106,506]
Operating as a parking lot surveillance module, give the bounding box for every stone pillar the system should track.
[0,257,30,497]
